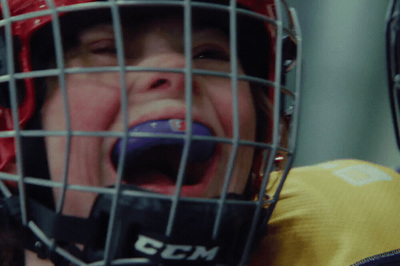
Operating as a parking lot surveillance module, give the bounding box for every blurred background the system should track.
[287,0,400,170]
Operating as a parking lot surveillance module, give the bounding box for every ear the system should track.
[0,152,18,190]
[0,108,16,165]
[1,159,17,174]
[0,108,19,192]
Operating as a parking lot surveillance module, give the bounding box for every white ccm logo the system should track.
[134,234,219,261]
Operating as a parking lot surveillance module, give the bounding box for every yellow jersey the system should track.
[250,160,400,266]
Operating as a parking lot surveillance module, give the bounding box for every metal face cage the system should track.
[387,0,400,150]
[0,0,302,265]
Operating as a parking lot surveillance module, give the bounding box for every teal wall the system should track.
[288,0,400,170]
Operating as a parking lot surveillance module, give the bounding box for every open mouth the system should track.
[110,119,216,191]
[119,144,210,186]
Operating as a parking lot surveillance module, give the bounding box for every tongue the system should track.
[110,119,215,172]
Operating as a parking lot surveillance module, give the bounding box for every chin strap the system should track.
[0,195,94,265]
[0,186,269,265]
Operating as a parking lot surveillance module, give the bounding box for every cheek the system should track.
[238,84,256,139]
[210,80,256,140]
[43,74,121,131]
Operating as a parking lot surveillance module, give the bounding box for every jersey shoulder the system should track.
[257,160,400,266]
[292,159,399,185]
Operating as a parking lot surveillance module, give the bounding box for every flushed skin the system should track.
[42,18,256,216]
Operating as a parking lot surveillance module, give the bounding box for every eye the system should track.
[192,44,230,61]
[89,39,117,55]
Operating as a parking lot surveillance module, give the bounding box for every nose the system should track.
[128,53,187,94]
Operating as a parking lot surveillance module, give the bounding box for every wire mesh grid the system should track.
[0,0,302,265]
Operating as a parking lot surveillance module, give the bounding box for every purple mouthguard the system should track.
[111,119,215,169]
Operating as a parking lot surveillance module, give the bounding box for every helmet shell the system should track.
[9,0,274,38]
[0,0,288,170]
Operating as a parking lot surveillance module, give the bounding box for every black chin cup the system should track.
[0,186,267,265]
[84,186,267,265]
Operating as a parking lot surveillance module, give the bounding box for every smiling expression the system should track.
[41,13,257,216]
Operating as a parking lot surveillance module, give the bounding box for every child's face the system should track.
[41,16,257,216]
